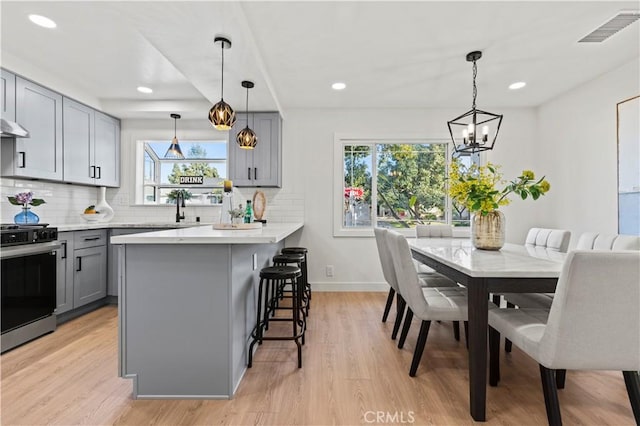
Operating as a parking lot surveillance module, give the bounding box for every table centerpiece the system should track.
[449,159,550,250]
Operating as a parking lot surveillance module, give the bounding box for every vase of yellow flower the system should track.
[449,160,550,250]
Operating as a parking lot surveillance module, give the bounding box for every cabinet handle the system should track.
[61,242,67,259]
[18,151,26,168]
[254,168,257,180]
[76,256,82,272]
[90,165,96,178]
[248,167,251,180]
[96,166,101,179]
[83,237,101,241]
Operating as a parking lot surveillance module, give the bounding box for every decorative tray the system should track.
[212,223,263,230]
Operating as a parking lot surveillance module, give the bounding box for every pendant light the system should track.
[208,36,236,131]
[236,80,258,149]
[447,51,503,154]
[165,113,185,159]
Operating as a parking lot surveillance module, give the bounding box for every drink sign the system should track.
[179,176,203,184]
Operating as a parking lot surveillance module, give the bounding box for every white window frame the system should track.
[333,133,471,238]
[134,139,228,206]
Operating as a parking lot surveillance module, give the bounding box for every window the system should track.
[136,140,227,205]
[334,135,474,236]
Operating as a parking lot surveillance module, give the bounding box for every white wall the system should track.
[535,58,640,248]
[282,107,540,290]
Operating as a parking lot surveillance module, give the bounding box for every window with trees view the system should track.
[336,137,472,235]
[138,140,227,205]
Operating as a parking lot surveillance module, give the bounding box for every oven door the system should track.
[1,241,60,334]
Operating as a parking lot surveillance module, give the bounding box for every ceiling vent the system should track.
[578,10,640,43]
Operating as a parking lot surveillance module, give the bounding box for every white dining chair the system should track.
[501,228,571,312]
[488,250,640,425]
[505,232,640,312]
[414,223,465,340]
[385,230,469,376]
[374,227,459,341]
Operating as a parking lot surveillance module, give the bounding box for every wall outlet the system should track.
[326,265,334,277]
[252,253,258,270]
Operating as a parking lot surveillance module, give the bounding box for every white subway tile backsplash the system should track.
[0,178,304,225]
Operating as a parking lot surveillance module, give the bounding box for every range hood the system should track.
[1,118,30,138]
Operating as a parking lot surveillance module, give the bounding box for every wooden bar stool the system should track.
[248,265,304,368]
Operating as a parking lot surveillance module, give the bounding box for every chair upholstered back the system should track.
[525,228,571,252]
[385,230,429,315]
[539,250,640,370]
[374,227,399,292]
[576,233,640,250]
[416,224,453,238]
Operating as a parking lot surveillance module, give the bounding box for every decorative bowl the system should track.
[80,213,106,222]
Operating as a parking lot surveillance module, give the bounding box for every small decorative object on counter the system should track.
[244,200,253,223]
[223,180,233,192]
[229,204,244,225]
[8,191,45,224]
[94,186,114,222]
[253,190,266,222]
[220,190,233,225]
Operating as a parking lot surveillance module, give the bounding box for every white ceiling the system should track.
[1,1,638,120]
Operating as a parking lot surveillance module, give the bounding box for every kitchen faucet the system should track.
[175,191,186,223]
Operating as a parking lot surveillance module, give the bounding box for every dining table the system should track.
[408,237,566,422]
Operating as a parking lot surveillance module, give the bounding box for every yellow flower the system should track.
[540,180,551,193]
[522,170,535,180]
[449,158,551,216]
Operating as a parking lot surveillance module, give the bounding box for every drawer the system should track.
[74,229,107,249]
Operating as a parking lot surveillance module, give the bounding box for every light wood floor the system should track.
[1,292,634,425]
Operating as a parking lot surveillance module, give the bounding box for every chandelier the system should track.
[447,51,503,154]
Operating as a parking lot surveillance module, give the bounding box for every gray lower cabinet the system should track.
[55,232,75,314]
[229,112,281,187]
[108,228,162,296]
[56,230,108,314]
[73,245,107,307]
[1,76,63,180]
[1,69,16,121]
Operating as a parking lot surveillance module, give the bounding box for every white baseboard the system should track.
[310,282,389,292]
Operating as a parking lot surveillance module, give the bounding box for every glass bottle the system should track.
[244,200,253,223]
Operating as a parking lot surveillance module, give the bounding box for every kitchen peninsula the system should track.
[110,222,303,399]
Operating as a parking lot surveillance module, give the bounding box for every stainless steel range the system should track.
[1,224,60,352]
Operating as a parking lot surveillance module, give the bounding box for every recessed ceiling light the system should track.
[331,82,346,91]
[137,86,153,94]
[509,81,526,90]
[28,14,56,29]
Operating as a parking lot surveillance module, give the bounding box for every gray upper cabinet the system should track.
[63,98,120,187]
[1,69,16,121]
[1,77,63,180]
[63,98,94,185]
[229,112,281,187]
[93,110,120,187]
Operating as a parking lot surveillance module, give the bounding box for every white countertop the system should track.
[54,222,213,232]
[408,237,566,278]
[110,222,304,245]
